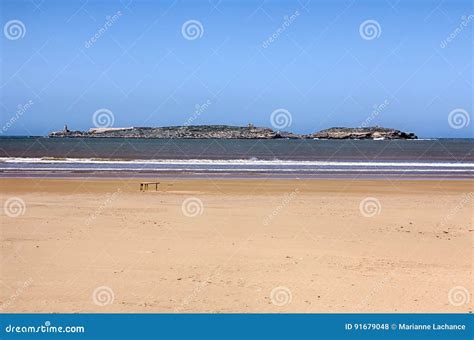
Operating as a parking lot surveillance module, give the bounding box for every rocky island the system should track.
[311,127,417,140]
[49,125,417,139]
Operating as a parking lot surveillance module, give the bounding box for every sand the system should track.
[0,177,472,313]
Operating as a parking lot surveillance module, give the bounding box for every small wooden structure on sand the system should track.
[140,182,160,191]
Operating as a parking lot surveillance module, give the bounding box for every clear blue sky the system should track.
[1,0,472,137]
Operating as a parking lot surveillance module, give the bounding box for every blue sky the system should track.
[1,0,472,137]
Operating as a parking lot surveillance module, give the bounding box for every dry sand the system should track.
[0,177,472,313]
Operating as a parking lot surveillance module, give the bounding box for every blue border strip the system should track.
[0,314,472,339]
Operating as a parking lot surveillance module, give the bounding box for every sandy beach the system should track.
[1,177,472,313]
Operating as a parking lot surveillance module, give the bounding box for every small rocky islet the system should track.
[49,125,417,140]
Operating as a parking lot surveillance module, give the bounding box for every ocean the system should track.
[0,137,473,178]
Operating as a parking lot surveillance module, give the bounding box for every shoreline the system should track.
[1,156,473,180]
[1,171,474,180]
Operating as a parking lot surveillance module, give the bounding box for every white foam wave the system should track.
[0,157,473,168]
